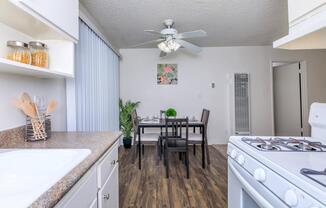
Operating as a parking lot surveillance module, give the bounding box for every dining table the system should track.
[137,118,208,170]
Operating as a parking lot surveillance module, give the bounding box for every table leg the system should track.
[202,126,205,169]
[138,126,141,169]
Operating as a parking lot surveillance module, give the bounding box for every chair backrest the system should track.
[164,117,189,143]
[201,109,210,126]
[160,110,166,119]
[131,109,138,134]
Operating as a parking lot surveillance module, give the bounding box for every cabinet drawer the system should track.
[97,141,119,188]
[98,166,119,208]
[57,167,97,208]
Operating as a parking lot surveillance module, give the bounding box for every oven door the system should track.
[228,158,288,208]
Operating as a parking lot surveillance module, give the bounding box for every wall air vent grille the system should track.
[234,73,250,135]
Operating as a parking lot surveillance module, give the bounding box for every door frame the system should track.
[269,60,309,136]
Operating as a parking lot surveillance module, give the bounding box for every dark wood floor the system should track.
[119,145,228,208]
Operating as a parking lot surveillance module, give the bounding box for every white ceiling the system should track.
[80,0,288,49]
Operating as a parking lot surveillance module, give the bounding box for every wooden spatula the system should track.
[21,92,32,103]
[12,98,23,109]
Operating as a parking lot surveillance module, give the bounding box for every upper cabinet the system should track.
[273,0,326,49]
[288,0,326,23]
[0,0,79,78]
[13,0,79,42]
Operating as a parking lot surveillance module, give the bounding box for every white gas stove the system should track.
[228,103,326,208]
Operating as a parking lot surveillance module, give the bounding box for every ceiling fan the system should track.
[132,19,207,57]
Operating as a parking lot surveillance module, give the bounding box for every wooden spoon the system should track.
[46,100,58,115]
[20,100,43,139]
[20,100,37,118]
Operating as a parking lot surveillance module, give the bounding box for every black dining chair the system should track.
[188,109,210,165]
[163,117,189,178]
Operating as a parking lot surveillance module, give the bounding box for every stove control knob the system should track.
[284,189,298,207]
[237,155,245,165]
[230,149,237,159]
[254,168,266,182]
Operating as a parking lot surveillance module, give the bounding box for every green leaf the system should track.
[119,99,140,138]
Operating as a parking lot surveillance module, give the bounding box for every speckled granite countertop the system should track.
[0,127,122,208]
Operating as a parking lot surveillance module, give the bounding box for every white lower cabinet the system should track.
[55,140,120,208]
[98,165,119,208]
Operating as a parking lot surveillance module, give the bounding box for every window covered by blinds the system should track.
[68,19,119,131]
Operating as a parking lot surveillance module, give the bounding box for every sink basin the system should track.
[0,149,91,208]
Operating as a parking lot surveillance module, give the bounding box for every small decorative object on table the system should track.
[119,99,140,148]
[12,92,58,141]
[165,108,177,118]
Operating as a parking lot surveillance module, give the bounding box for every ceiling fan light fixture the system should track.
[167,39,181,51]
[158,41,172,53]
[140,19,206,56]
[158,39,181,53]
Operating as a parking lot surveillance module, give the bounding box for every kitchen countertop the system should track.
[0,128,122,208]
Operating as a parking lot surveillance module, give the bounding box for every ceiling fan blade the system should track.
[175,39,202,53]
[131,39,164,48]
[144,30,162,35]
[160,51,167,57]
[176,30,207,39]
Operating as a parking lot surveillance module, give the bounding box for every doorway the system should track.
[271,61,309,136]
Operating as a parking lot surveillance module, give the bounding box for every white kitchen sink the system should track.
[0,149,91,208]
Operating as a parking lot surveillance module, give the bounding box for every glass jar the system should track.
[6,41,31,64]
[29,41,48,68]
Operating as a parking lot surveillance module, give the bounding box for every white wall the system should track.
[120,46,326,144]
[0,73,66,131]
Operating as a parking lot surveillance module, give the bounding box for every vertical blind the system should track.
[75,20,119,131]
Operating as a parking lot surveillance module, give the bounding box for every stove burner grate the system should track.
[241,137,326,152]
[257,143,280,151]
[293,143,318,151]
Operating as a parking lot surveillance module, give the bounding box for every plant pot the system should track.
[123,137,132,148]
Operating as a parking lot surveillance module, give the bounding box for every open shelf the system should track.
[0,1,75,79]
[0,58,73,78]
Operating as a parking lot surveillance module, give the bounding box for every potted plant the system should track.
[165,108,177,118]
[119,99,140,148]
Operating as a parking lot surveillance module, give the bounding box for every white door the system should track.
[273,63,303,136]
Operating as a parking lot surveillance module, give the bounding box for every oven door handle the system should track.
[228,161,274,208]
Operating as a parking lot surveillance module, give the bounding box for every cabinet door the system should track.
[55,167,98,208]
[16,0,79,40]
[98,165,119,208]
[288,0,326,23]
